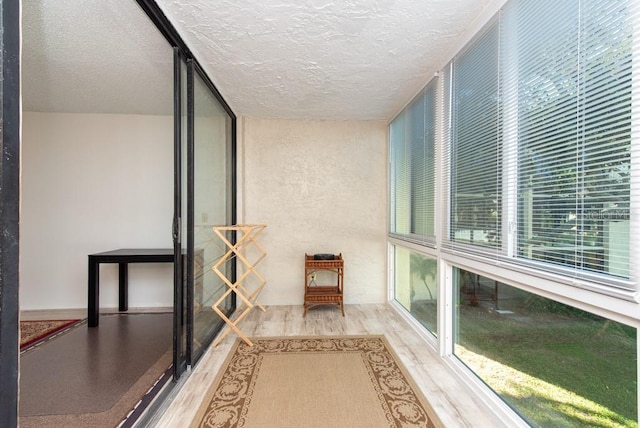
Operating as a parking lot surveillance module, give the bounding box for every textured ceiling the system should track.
[23,0,497,120]
[157,0,495,120]
[22,0,174,116]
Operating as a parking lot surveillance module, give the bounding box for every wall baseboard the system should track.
[20,307,172,321]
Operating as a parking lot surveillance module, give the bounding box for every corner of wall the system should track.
[236,115,246,224]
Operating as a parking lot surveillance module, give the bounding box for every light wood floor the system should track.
[149,303,508,427]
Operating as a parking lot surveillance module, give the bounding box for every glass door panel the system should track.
[172,49,189,379]
[190,64,234,362]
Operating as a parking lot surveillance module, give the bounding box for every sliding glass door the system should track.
[189,62,235,363]
[173,56,236,373]
[134,0,236,380]
[172,49,189,380]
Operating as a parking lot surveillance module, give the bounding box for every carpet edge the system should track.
[19,319,84,351]
[189,339,245,428]
[377,335,445,428]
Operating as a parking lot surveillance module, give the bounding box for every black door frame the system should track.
[0,0,22,425]
[136,0,238,378]
[185,56,195,367]
[172,47,187,380]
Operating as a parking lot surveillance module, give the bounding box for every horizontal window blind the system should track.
[390,81,437,242]
[449,20,502,250]
[390,111,410,235]
[394,0,639,292]
[412,83,436,238]
[510,0,636,282]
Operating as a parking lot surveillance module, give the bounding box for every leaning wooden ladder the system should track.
[211,224,267,347]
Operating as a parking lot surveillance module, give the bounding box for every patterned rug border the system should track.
[19,319,85,352]
[192,335,443,428]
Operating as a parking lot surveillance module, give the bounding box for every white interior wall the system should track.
[21,114,388,310]
[240,118,388,306]
[21,112,174,310]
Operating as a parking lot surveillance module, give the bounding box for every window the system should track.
[449,21,502,249]
[390,81,437,242]
[390,111,410,234]
[512,0,633,279]
[389,0,640,425]
[442,0,637,287]
[393,246,437,336]
[454,267,637,426]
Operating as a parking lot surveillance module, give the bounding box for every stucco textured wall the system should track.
[241,118,388,306]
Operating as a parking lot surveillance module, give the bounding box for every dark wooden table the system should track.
[88,248,174,327]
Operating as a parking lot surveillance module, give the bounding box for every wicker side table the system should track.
[304,253,344,317]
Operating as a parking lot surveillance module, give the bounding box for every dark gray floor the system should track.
[20,313,172,417]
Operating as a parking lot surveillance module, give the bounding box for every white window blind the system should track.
[449,20,502,250]
[390,111,410,235]
[393,0,638,292]
[390,81,437,242]
[412,83,436,238]
[510,0,637,282]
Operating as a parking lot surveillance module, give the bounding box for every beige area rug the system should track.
[192,336,443,428]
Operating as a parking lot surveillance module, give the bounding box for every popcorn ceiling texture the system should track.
[149,0,494,120]
[22,0,175,115]
[23,0,495,119]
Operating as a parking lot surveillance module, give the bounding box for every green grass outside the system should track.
[411,300,637,427]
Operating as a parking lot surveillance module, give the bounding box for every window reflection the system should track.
[454,267,637,427]
[394,246,437,335]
